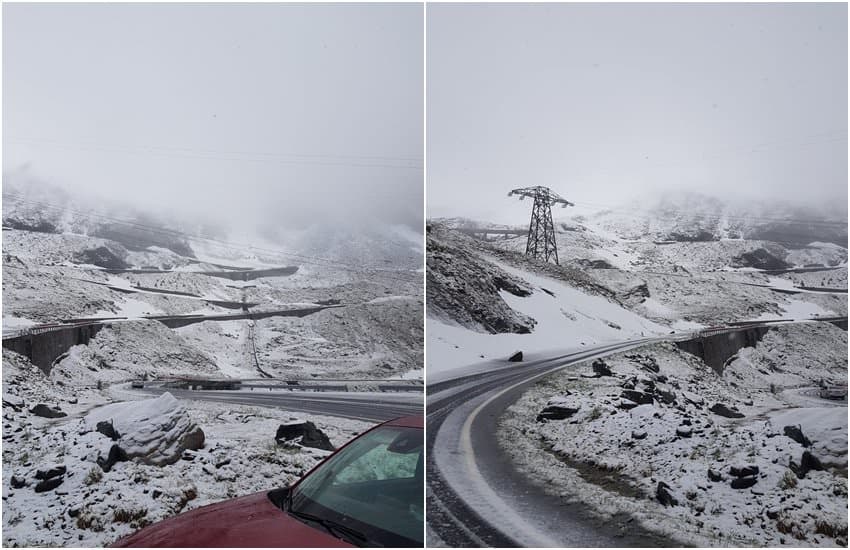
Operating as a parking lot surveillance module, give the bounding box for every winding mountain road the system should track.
[426,336,685,547]
[135,385,423,424]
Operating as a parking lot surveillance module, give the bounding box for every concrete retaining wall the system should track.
[675,326,771,375]
[2,324,104,374]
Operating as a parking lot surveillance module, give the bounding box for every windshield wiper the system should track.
[288,509,371,546]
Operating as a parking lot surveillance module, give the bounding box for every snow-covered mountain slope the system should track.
[428,259,672,374]
[581,191,847,248]
[425,215,846,377]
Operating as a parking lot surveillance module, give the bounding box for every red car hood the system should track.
[111,491,351,548]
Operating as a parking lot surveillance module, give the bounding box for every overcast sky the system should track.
[427,3,848,224]
[4,2,423,231]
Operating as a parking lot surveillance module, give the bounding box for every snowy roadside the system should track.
[2,391,371,547]
[498,323,847,547]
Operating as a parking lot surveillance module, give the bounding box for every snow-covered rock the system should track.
[84,393,204,466]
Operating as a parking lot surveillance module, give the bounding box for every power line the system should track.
[6,137,423,171]
[2,193,420,283]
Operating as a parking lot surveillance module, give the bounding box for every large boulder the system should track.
[275,421,334,452]
[84,393,205,466]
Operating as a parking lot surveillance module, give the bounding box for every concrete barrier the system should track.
[2,323,105,374]
[675,326,771,375]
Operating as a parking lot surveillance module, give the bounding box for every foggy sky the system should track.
[4,3,423,232]
[427,3,848,224]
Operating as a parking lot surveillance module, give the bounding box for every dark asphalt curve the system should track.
[135,386,422,424]
[426,337,683,548]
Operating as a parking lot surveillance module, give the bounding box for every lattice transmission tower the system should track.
[508,186,574,265]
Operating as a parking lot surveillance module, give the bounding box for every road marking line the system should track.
[453,339,657,546]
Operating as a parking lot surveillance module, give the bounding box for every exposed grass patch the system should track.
[778,470,797,490]
[113,508,148,524]
[84,466,103,486]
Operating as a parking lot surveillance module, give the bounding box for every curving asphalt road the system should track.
[426,337,683,547]
[135,386,423,424]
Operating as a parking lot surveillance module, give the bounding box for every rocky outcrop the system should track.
[426,230,536,334]
[73,246,130,270]
[731,248,790,271]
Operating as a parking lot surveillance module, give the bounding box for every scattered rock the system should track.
[730,465,760,478]
[675,426,692,438]
[592,359,613,377]
[537,405,581,422]
[96,420,121,441]
[275,421,335,451]
[790,451,825,479]
[621,390,654,405]
[709,403,744,419]
[731,476,758,489]
[707,469,723,482]
[29,404,67,419]
[508,351,523,362]
[617,400,638,411]
[631,430,647,440]
[97,444,129,473]
[180,427,206,452]
[682,391,704,406]
[215,459,231,469]
[783,425,811,448]
[654,389,677,405]
[10,476,27,489]
[3,394,24,412]
[34,476,64,493]
[35,465,67,480]
[656,481,678,506]
[766,508,780,520]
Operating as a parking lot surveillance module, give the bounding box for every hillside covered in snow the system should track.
[428,192,847,547]
[426,195,847,376]
[2,182,423,545]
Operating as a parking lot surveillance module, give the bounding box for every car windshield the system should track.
[288,425,423,547]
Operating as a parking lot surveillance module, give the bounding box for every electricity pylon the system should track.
[508,186,574,265]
